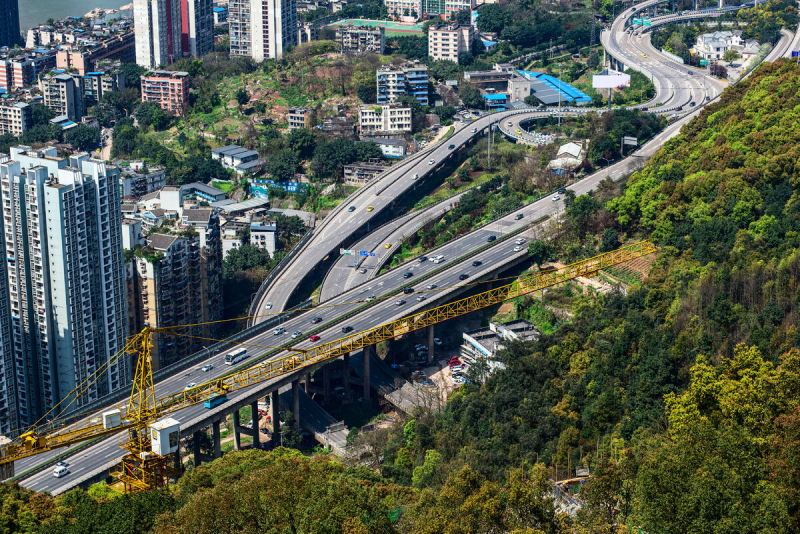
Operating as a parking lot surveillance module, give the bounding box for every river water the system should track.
[19,0,129,31]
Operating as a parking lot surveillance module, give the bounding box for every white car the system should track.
[552,194,560,201]
[412,173,419,180]
[185,382,197,390]
[265,302,272,310]
[471,127,477,133]
[514,246,523,252]
[201,364,213,372]
[515,238,526,245]
[292,330,302,339]
[428,159,435,165]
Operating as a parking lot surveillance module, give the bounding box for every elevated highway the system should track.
[10,0,800,497]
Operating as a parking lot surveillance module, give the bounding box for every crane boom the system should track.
[0,241,656,488]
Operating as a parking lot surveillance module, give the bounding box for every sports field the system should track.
[326,18,425,36]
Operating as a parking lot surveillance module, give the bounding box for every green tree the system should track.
[119,62,146,89]
[723,49,741,62]
[527,240,551,267]
[266,150,298,181]
[356,83,376,104]
[235,87,250,107]
[459,86,483,109]
[30,103,55,127]
[286,128,317,159]
[412,449,442,488]
[65,125,100,151]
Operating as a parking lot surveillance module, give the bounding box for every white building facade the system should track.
[134,0,182,68]
[229,0,298,60]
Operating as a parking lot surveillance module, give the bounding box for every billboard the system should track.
[592,73,631,89]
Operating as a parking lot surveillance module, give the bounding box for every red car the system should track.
[309,335,321,342]
[449,358,462,367]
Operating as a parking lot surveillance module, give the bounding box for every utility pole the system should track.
[487,124,492,169]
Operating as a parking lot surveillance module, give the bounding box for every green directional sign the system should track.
[339,249,354,255]
[643,19,652,26]
[699,59,709,66]
[633,18,643,24]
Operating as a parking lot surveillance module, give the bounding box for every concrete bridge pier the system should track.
[292,380,301,428]
[251,400,261,448]
[428,325,435,363]
[232,410,242,451]
[192,430,203,466]
[212,420,222,459]
[323,365,331,400]
[343,353,352,402]
[363,346,372,401]
[173,442,182,471]
[271,389,281,448]
[303,371,311,393]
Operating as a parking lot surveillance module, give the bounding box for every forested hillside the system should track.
[3,61,800,534]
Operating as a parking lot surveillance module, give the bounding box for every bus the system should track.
[225,348,248,365]
[204,393,228,409]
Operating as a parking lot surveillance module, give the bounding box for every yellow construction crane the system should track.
[0,241,655,492]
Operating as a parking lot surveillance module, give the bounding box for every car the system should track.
[201,363,214,372]
[472,260,482,267]
[56,461,68,467]
[631,6,635,10]
[428,159,435,165]
[451,365,464,372]
[403,287,414,294]
[487,235,496,242]
[366,206,374,212]
[185,382,197,390]
[359,267,367,274]
[309,335,320,342]
[641,53,647,58]
[403,271,413,279]
[675,106,683,111]
[366,295,376,301]
[342,326,353,333]
[434,337,442,346]
[311,316,322,324]
[412,173,419,180]
[515,129,521,134]
[515,238,526,245]
[395,299,406,306]
[273,326,285,335]
[265,302,272,310]
[53,466,69,478]
[448,144,455,150]
[348,205,356,212]
[384,242,392,249]
[426,283,437,290]
[459,273,469,281]
[471,127,477,133]
[688,70,693,75]
[291,330,302,339]
[558,187,566,194]
[690,101,696,106]
[515,213,524,220]
[507,121,513,126]
[416,295,426,301]
[418,256,427,263]
[552,194,560,201]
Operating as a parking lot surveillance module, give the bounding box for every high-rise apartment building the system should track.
[180,0,214,58]
[0,101,30,137]
[134,0,182,68]
[376,62,429,105]
[0,146,127,432]
[229,0,298,60]
[140,70,190,116]
[428,23,474,63]
[0,0,20,48]
[38,73,86,122]
[125,208,221,370]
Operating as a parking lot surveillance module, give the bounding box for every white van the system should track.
[53,465,69,478]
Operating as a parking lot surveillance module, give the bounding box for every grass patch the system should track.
[212,181,236,193]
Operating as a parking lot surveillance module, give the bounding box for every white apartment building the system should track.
[428,23,474,63]
[134,0,182,68]
[0,146,126,431]
[443,0,476,20]
[0,102,31,137]
[385,0,422,21]
[38,73,85,122]
[359,104,412,134]
[229,0,298,60]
